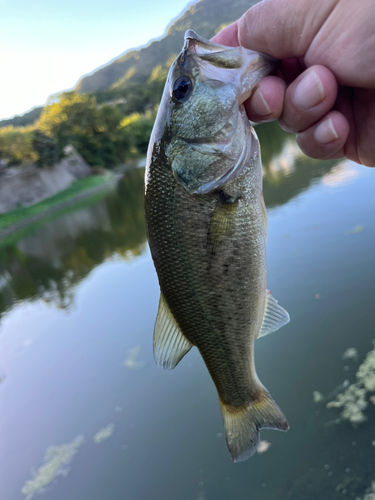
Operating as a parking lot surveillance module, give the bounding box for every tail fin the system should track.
[219,388,289,463]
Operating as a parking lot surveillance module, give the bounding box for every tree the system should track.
[0,127,38,166]
[120,111,155,156]
[32,130,59,168]
[37,92,130,168]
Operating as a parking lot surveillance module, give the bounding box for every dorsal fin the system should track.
[258,291,290,339]
[153,294,193,369]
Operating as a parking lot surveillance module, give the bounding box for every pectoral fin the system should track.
[207,195,237,254]
[153,294,193,369]
[258,291,290,338]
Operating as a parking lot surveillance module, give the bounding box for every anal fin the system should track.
[258,291,290,339]
[153,294,193,370]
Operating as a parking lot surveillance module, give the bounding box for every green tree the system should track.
[32,130,59,168]
[0,127,38,166]
[37,92,131,168]
[120,111,155,156]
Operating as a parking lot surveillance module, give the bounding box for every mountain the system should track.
[75,0,257,93]
[0,0,257,128]
[0,106,43,129]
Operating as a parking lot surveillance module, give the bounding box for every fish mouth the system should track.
[184,30,232,53]
[182,30,277,104]
[184,29,277,66]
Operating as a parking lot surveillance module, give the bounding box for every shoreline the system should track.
[0,173,122,240]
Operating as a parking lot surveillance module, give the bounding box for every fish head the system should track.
[147,30,277,194]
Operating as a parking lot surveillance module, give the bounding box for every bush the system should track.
[120,111,155,155]
[0,127,38,166]
[32,130,59,168]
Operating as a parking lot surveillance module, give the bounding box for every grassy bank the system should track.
[0,174,113,233]
[0,188,113,250]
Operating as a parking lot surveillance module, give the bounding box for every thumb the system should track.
[212,0,337,59]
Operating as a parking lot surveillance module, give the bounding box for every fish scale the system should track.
[144,30,290,462]
[146,148,266,403]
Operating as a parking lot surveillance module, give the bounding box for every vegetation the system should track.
[0,0,259,170]
[0,168,146,316]
[0,92,156,169]
[0,106,43,129]
[38,92,130,167]
[0,126,38,166]
[75,0,257,93]
[32,130,59,168]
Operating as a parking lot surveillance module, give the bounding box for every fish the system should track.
[144,30,290,462]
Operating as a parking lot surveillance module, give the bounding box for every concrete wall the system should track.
[0,146,91,213]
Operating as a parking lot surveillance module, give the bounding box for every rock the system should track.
[0,146,91,214]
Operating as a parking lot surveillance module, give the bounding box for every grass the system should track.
[0,174,112,232]
[0,188,112,250]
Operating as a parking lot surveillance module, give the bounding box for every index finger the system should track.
[211,22,239,47]
[211,0,336,59]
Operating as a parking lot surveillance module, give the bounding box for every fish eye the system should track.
[172,76,193,101]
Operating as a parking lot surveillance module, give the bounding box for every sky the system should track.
[0,0,193,120]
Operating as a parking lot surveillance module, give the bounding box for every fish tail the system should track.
[219,387,289,463]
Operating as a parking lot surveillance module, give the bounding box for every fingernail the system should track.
[251,87,271,116]
[294,71,325,110]
[314,118,339,144]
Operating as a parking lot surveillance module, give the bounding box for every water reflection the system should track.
[257,122,337,209]
[1,123,375,500]
[0,168,146,318]
[0,123,340,321]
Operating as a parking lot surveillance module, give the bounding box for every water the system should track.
[1,122,375,500]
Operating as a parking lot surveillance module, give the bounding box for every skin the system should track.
[212,0,375,166]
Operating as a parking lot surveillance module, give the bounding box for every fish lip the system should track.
[184,30,229,51]
[184,29,278,66]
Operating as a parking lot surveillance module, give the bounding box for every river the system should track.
[1,121,375,500]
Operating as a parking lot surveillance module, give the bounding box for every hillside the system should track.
[0,106,43,129]
[75,0,257,94]
[0,0,257,129]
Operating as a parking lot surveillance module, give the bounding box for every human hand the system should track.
[212,0,375,166]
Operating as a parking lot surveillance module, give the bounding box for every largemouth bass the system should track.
[144,30,290,462]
